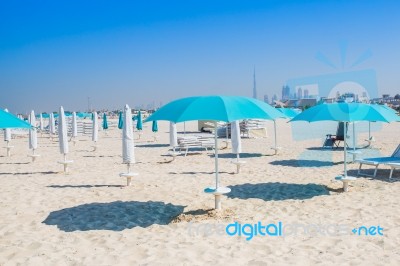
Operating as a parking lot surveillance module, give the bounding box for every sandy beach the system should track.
[1,120,399,265]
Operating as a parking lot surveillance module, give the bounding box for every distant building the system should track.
[281,85,290,101]
[286,98,317,110]
[272,94,278,103]
[304,89,309,98]
[297,88,303,99]
[263,94,269,104]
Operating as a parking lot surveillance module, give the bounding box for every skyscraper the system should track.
[297,87,303,99]
[263,94,269,104]
[252,67,257,99]
[281,85,290,100]
[304,89,309,98]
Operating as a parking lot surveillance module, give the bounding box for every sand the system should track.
[0,120,399,265]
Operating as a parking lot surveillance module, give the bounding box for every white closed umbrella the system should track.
[58,106,72,172]
[231,120,246,173]
[120,104,137,186]
[49,113,56,139]
[71,112,78,145]
[92,112,98,150]
[39,113,44,131]
[4,108,13,157]
[169,122,178,147]
[28,110,40,162]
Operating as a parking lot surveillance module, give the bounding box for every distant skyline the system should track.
[1,0,400,114]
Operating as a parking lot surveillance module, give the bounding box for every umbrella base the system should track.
[204,186,231,210]
[4,146,14,157]
[28,154,40,162]
[58,160,73,173]
[335,176,357,192]
[271,146,282,155]
[120,172,139,186]
[231,160,246,174]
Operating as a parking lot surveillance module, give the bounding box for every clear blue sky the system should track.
[1,0,399,114]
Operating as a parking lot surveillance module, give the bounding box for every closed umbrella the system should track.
[3,109,13,156]
[169,122,178,147]
[146,95,286,209]
[120,104,137,186]
[136,110,143,139]
[39,113,44,131]
[102,113,108,130]
[118,111,123,129]
[49,113,56,139]
[58,106,73,172]
[231,120,246,173]
[71,112,78,145]
[92,112,99,150]
[290,102,400,191]
[152,120,158,142]
[28,110,40,162]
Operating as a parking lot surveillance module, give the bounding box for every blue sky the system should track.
[1,0,400,114]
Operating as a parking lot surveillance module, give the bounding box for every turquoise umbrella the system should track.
[136,111,143,130]
[145,95,286,209]
[102,113,108,130]
[0,109,32,129]
[290,102,400,180]
[118,112,123,129]
[152,120,158,132]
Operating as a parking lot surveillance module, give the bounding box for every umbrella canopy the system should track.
[136,111,143,130]
[92,112,98,142]
[0,108,31,129]
[122,104,135,164]
[152,120,158,132]
[28,110,38,150]
[276,107,301,119]
[146,95,286,123]
[118,111,123,129]
[231,120,241,155]
[76,112,91,118]
[169,122,178,147]
[290,102,400,178]
[290,102,400,123]
[58,106,69,155]
[49,113,56,134]
[145,95,287,209]
[71,112,78,138]
[102,113,108,130]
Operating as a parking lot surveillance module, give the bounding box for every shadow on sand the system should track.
[214,153,264,159]
[43,201,185,232]
[47,184,124,188]
[227,182,329,201]
[0,171,58,175]
[346,169,400,182]
[136,144,170,148]
[270,159,339,168]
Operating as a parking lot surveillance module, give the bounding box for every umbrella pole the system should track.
[344,122,347,178]
[214,122,219,189]
[274,120,278,155]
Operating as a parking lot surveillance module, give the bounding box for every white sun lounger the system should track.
[356,144,400,177]
[176,135,215,156]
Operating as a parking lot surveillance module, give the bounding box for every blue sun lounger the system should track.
[356,144,400,178]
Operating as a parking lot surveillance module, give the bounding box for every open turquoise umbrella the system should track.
[0,109,32,129]
[102,113,108,130]
[145,95,286,209]
[136,111,143,130]
[290,102,400,182]
[118,112,123,129]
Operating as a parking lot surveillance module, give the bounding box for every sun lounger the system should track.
[356,144,400,177]
[176,135,215,156]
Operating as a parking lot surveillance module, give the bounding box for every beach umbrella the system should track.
[3,109,12,142]
[231,120,246,173]
[120,104,137,185]
[276,107,300,118]
[28,110,40,162]
[118,111,123,129]
[71,112,78,145]
[39,113,44,131]
[58,106,73,172]
[92,112,99,150]
[0,108,31,129]
[102,113,108,130]
[290,102,400,188]
[49,113,56,137]
[145,95,286,209]
[136,111,143,130]
[169,122,178,147]
[152,120,158,142]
